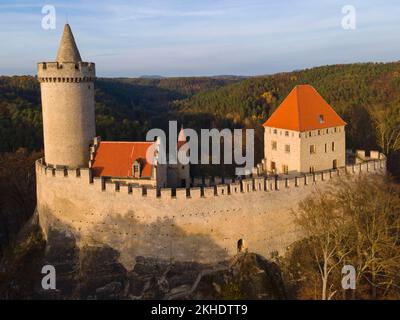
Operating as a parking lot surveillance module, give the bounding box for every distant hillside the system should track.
[0,76,239,152]
[173,62,400,151]
[139,75,165,79]
[1,62,399,176]
[108,76,243,96]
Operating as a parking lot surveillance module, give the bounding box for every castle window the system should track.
[273,129,277,135]
[332,142,335,151]
[309,132,312,137]
[285,131,289,137]
[326,129,329,134]
[270,161,276,172]
[318,130,321,135]
[334,127,337,133]
[319,114,325,124]
[325,143,327,153]
[310,145,316,154]
[310,166,315,173]
[271,141,277,150]
[282,165,289,175]
[285,144,290,153]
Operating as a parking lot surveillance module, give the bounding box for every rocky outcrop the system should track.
[1,216,287,300]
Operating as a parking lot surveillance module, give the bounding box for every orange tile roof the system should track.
[263,85,346,131]
[92,141,155,178]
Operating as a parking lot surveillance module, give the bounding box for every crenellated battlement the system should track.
[35,150,387,267]
[35,150,386,201]
[37,61,95,82]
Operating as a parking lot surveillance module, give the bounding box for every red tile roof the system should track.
[92,141,155,178]
[263,85,346,131]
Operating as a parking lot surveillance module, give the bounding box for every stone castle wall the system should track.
[36,155,386,270]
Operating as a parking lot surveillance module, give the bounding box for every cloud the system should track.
[112,8,226,21]
[1,0,400,76]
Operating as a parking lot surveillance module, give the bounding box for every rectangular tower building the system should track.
[263,85,346,175]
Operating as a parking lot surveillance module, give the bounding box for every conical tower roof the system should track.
[56,24,82,63]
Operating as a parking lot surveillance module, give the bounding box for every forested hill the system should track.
[175,62,400,119]
[173,62,400,154]
[111,76,245,96]
[0,76,240,153]
[1,62,400,172]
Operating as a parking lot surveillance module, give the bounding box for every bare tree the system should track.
[334,175,400,298]
[372,105,400,157]
[292,175,400,299]
[294,191,350,300]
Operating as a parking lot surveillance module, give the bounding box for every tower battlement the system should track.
[37,61,95,82]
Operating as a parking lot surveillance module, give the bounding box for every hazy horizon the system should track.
[1,0,399,77]
[3,59,400,79]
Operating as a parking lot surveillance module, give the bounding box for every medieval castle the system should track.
[35,24,386,269]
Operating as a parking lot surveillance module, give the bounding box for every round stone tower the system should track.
[37,24,96,168]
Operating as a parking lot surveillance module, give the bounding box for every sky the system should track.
[0,0,400,77]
